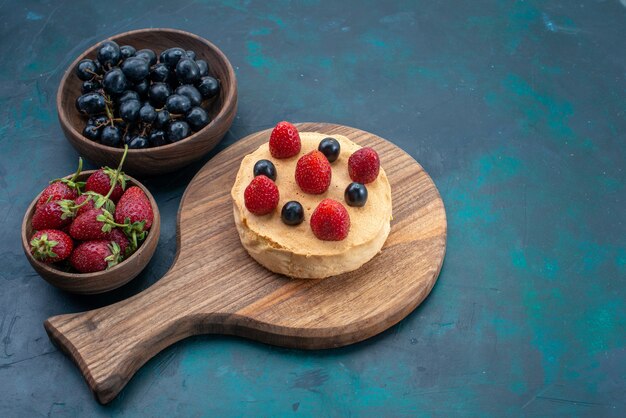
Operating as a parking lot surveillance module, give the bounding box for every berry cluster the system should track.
[29,147,154,273]
[243,122,381,241]
[75,41,221,149]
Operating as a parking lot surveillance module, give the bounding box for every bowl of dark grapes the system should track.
[57,28,238,176]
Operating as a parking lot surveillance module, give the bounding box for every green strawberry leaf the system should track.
[103,166,128,190]
[105,242,121,269]
[57,199,77,220]
[30,234,59,260]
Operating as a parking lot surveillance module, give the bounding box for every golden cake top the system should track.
[231,132,392,256]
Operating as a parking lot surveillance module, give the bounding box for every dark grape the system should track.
[83,124,101,141]
[76,59,99,81]
[168,75,181,90]
[102,68,128,95]
[119,45,136,60]
[318,137,341,163]
[81,79,101,94]
[344,182,368,207]
[154,110,171,128]
[123,129,136,145]
[139,103,157,123]
[75,93,106,115]
[186,50,196,60]
[197,76,220,98]
[118,90,140,103]
[148,82,172,107]
[167,120,191,142]
[159,47,186,69]
[121,57,150,82]
[150,63,170,82]
[133,78,150,98]
[281,201,304,226]
[196,59,209,77]
[175,85,202,107]
[96,41,120,67]
[165,94,191,114]
[119,99,141,123]
[175,58,200,84]
[135,48,157,65]
[253,159,277,181]
[92,60,103,75]
[101,125,122,147]
[185,106,209,131]
[148,130,168,147]
[127,135,149,149]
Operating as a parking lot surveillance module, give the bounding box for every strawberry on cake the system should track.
[231,122,392,279]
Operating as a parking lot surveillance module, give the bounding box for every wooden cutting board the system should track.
[45,123,447,404]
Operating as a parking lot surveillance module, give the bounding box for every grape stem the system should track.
[85,69,102,80]
[104,94,115,127]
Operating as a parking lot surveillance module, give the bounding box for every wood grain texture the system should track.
[57,28,238,177]
[21,171,160,294]
[44,123,447,404]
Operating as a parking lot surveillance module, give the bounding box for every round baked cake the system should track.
[231,123,392,279]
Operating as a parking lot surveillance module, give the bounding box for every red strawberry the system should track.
[244,175,279,215]
[85,168,127,202]
[310,199,351,241]
[70,240,122,273]
[31,200,75,230]
[120,186,145,199]
[69,208,113,240]
[295,150,332,194]
[30,230,74,263]
[115,186,153,229]
[348,147,380,184]
[37,182,78,208]
[269,121,301,159]
[109,228,130,256]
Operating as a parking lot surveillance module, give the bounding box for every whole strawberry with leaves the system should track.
[69,147,129,241]
[114,186,154,251]
[69,208,116,240]
[32,199,77,230]
[30,230,74,263]
[70,241,122,273]
[36,158,84,208]
[85,165,128,203]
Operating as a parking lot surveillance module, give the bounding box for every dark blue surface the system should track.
[1,1,625,416]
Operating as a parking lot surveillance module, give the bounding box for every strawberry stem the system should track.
[101,145,128,204]
[50,157,83,188]
[69,157,83,183]
[73,196,92,210]
[105,219,130,228]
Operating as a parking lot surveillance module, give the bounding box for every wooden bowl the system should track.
[57,28,238,177]
[21,171,160,294]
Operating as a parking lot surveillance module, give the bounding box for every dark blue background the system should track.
[1,0,624,416]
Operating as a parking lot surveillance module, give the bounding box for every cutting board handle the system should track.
[43,286,201,404]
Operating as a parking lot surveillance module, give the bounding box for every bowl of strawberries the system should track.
[21,147,160,294]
